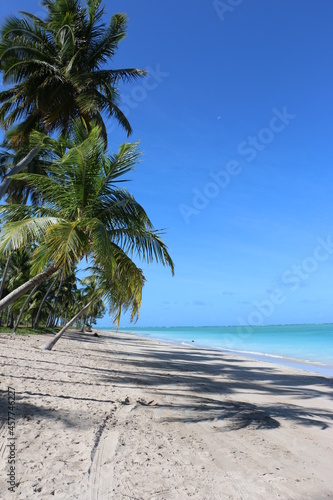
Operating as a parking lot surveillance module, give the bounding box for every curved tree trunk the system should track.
[9,311,14,329]
[13,284,39,334]
[46,311,52,327]
[41,301,93,351]
[0,255,11,301]
[34,274,59,328]
[6,307,11,327]
[0,264,58,313]
[48,272,64,328]
[0,145,41,199]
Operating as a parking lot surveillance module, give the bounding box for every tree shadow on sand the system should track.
[151,393,332,431]
[1,331,333,431]
[0,388,82,429]
[87,335,333,431]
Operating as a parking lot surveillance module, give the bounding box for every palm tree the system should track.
[0,246,35,327]
[48,267,77,327]
[0,0,147,197]
[78,275,105,331]
[0,254,11,325]
[0,254,11,301]
[13,284,39,333]
[0,121,174,323]
[58,285,81,326]
[42,256,145,350]
[33,272,60,328]
[0,127,59,204]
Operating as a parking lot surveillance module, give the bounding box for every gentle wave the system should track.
[179,340,328,366]
[110,324,333,376]
[218,347,327,366]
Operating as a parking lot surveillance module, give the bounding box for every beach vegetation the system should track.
[0,0,174,347]
[0,120,174,347]
[0,0,146,197]
[0,325,60,335]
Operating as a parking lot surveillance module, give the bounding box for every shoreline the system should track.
[1,329,333,498]
[115,328,333,378]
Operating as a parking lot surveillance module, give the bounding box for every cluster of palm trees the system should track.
[0,0,174,350]
[0,254,83,332]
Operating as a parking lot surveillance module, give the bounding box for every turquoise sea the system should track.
[113,324,333,377]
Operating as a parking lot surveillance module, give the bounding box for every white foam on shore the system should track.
[100,328,333,377]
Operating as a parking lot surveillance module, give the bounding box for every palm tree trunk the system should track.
[13,285,39,334]
[46,311,52,327]
[41,301,93,351]
[0,145,41,199]
[0,255,11,301]
[49,272,64,328]
[9,311,14,329]
[0,264,58,313]
[6,307,10,327]
[53,271,64,308]
[34,274,58,328]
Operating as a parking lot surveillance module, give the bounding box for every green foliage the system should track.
[0,2,173,330]
[0,0,147,143]
[0,326,60,335]
[0,127,66,203]
[0,120,174,322]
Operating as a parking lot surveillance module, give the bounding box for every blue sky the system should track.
[1,0,333,328]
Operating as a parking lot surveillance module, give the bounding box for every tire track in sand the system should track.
[87,425,119,499]
[87,404,137,500]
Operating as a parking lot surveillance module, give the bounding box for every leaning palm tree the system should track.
[13,284,39,333]
[79,275,105,331]
[0,254,11,301]
[0,121,174,322]
[0,126,60,203]
[33,272,60,328]
[0,0,147,197]
[41,260,144,351]
[48,266,77,327]
[0,246,35,327]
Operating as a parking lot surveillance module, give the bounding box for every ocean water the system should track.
[113,324,333,377]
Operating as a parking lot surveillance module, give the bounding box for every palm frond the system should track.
[0,217,61,253]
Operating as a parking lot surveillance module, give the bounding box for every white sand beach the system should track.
[1,329,333,499]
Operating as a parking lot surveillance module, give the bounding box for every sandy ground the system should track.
[0,330,333,500]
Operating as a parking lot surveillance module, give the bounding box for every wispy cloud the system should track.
[193,300,207,306]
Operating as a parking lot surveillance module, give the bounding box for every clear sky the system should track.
[1,0,333,328]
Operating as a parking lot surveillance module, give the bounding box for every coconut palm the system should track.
[0,0,147,197]
[13,284,39,333]
[33,272,60,328]
[0,254,11,301]
[48,267,77,327]
[0,246,35,327]
[2,247,33,298]
[0,254,11,325]
[0,127,63,204]
[0,121,174,326]
[79,275,105,331]
[42,256,145,350]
